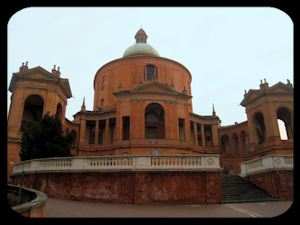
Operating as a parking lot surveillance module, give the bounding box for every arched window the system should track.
[233,133,239,152]
[145,103,165,139]
[241,131,248,151]
[20,95,44,132]
[56,103,62,120]
[70,130,77,149]
[254,112,266,144]
[144,65,158,81]
[221,134,230,153]
[277,107,293,140]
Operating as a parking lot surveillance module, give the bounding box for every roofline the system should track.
[189,112,219,121]
[72,108,116,118]
[9,66,72,98]
[218,120,248,129]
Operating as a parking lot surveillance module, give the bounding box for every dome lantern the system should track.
[135,28,148,43]
[123,28,159,57]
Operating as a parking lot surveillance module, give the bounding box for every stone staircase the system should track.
[221,175,281,204]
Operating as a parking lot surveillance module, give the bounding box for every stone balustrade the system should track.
[240,155,293,177]
[12,154,222,174]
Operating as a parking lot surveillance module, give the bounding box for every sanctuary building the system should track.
[7,28,293,178]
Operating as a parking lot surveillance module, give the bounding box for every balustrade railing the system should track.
[86,157,133,168]
[150,156,202,167]
[39,159,72,168]
[12,155,221,174]
[240,155,293,177]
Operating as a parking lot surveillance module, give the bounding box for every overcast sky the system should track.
[7,7,293,127]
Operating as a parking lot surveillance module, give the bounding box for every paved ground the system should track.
[44,197,293,218]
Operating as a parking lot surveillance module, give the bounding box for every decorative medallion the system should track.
[207,158,214,165]
[275,157,281,165]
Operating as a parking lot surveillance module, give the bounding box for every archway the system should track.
[56,103,63,121]
[233,133,239,152]
[221,134,230,153]
[20,95,44,132]
[241,131,248,151]
[254,112,266,144]
[277,107,293,140]
[224,165,233,174]
[145,103,165,139]
[70,130,77,149]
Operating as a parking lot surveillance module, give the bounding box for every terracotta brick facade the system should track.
[7,29,293,181]
[11,171,222,204]
[245,170,293,201]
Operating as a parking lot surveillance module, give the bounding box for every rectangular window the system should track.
[100,99,104,107]
[122,116,130,140]
[179,118,185,142]
[101,76,105,91]
[153,149,159,155]
[204,125,212,147]
[108,118,116,143]
[146,65,154,81]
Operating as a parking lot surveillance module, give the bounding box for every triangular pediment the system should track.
[245,91,260,101]
[130,81,179,94]
[240,90,261,106]
[266,82,293,93]
[240,81,293,107]
[60,79,73,98]
[17,66,59,80]
[9,66,72,98]
[113,81,192,100]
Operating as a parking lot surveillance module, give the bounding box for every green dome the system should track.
[123,43,159,57]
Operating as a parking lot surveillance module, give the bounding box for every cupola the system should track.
[135,28,148,43]
[123,28,159,57]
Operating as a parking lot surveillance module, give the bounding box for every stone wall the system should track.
[11,171,222,205]
[240,155,293,201]
[245,170,293,201]
[8,184,47,217]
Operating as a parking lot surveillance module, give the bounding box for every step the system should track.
[222,192,272,197]
[221,198,281,204]
[222,186,261,189]
[222,197,281,201]
[222,190,268,194]
[220,175,281,204]
[222,195,275,200]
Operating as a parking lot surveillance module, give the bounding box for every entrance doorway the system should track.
[145,103,165,139]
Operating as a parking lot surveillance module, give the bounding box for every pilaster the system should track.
[201,124,205,147]
[131,100,138,139]
[165,101,173,139]
[172,102,179,140]
[105,119,110,143]
[79,119,86,144]
[185,103,191,142]
[115,101,122,141]
[193,122,198,145]
[138,101,145,139]
[95,120,99,144]
[211,124,219,147]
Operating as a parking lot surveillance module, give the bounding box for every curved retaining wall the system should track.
[8,184,47,217]
[10,155,223,204]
